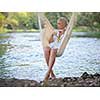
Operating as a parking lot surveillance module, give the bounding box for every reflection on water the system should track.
[0,32,100,81]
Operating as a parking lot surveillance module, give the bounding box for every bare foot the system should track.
[48,76,56,80]
[51,76,56,80]
[51,72,56,80]
[44,72,50,81]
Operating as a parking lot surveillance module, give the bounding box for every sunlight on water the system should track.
[0,32,100,81]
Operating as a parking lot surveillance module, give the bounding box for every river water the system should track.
[0,32,100,81]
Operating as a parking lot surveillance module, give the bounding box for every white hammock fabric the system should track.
[38,12,75,57]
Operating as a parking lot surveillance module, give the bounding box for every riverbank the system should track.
[0,72,100,87]
[72,32,100,38]
[0,29,39,34]
[0,29,100,38]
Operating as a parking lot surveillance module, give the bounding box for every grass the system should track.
[72,32,100,38]
[72,26,100,38]
[73,26,95,32]
[82,32,100,38]
[0,35,11,39]
[0,28,39,34]
[0,27,100,38]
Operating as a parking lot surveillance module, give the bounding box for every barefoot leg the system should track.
[44,49,57,81]
[43,47,56,79]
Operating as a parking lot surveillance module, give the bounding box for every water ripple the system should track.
[0,32,100,81]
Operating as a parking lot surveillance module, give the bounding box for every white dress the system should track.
[48,30,64,49]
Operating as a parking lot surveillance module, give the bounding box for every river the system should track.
[0,32,100,81]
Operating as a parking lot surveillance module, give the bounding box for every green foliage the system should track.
[76,12,100,31]
[8,12,38,29]
[45,12,71,28]
[0,12,100,33]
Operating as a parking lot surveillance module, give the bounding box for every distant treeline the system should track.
[0,12,100,33]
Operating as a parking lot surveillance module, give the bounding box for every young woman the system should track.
[43,17,68,81]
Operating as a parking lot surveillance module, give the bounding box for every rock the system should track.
[78,80,85,84]
[90,74,94,78]
[50,83,58,87]
[30,82,39,87]
[0,72,100,87]
[63,77,68,82]
[61,82,67,87]
[74,83,82,87]
[71,77,78,82]
[81,72,89,79]
[89,82,96,87]
[77,77,83,81]
[94,73,100,77]
[66,78,72,82]
[65,82,70,86]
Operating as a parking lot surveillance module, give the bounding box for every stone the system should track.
[63,77,68,82]
[60,82,67,87]
[89,82,96,87]
[94,73,100,77]
[81,72,89,79]
[0,72,100,87]
[71,77,78,82]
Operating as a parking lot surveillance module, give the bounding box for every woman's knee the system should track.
[50,49,57,56]
[44,47,51,56]
[44,47,51,52]
[51,49,57,53]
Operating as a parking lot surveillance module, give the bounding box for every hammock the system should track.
[38,12,75,57]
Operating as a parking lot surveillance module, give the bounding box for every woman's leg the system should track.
[44,49,57,81]
[43,47,56,78]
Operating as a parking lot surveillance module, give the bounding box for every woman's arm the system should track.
[49,34,54,43]
[49,31,57,43]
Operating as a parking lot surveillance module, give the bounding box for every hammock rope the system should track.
[38,12,75,57]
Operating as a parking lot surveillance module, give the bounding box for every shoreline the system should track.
[0,72,100,87]
[0,31,100,38]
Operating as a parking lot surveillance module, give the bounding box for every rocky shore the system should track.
[0,72,100,87]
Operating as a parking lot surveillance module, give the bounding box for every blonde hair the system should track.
[57,17,68,27]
